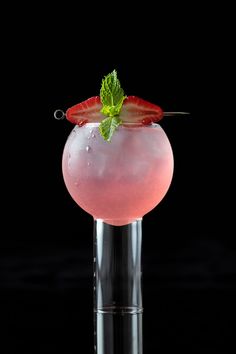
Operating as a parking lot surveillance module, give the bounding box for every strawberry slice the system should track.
[66,96,163,126]
[66,96,103,127]
[121,96,163,125]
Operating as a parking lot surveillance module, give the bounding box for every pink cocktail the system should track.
[62,123,173,226]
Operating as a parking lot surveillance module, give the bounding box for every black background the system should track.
[1,4,234,354]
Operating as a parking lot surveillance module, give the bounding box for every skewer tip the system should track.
[163,112,190,116]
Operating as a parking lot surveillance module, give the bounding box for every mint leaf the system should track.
[100,70,126,113]
[101,97,125,117]
[99,116,122,142]
[99,70,126,141]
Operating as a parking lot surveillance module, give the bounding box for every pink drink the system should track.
[62,123,173,226]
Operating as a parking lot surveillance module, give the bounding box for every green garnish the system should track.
[99,70,126,141]
[99,116,122,142]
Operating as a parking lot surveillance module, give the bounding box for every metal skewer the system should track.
[54,110,190,120]
[163,112,190,116]
[54,109,66,120]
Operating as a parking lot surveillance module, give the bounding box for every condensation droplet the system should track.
[68,153,71,169]
[93,257,96,262]
[75,181,79,186]
[92,133,95,138]
[87,162,91,166]
[86,146,91,152]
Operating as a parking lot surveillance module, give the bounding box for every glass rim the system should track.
[74,122,161,128]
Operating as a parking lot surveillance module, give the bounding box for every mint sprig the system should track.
[99,116,122,142]
[99,70,126,141]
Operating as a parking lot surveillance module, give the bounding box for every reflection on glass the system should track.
[94,220,142,354]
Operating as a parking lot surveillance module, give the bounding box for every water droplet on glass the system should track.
[87,162,91,166]
[86,146,91,152]
[92,133,95,138]
[93,257,96,262]
[89,129,93,134]
[68,154,72,169]
[75,181,79,186]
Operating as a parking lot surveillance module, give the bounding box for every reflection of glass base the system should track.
[95,313,143,354]
[93,219,143,353]
[96,306,143,314]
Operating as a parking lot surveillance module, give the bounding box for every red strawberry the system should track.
[66,96,163,126]
[66,96,103,126]
[120,96,163,124]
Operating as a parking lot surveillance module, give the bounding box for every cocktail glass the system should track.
[62,122,173,353]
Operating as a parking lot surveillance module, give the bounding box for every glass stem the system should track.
[93,219,143,354]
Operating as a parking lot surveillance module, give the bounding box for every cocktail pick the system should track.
[163,112,190,116]
[54,109,190,120]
